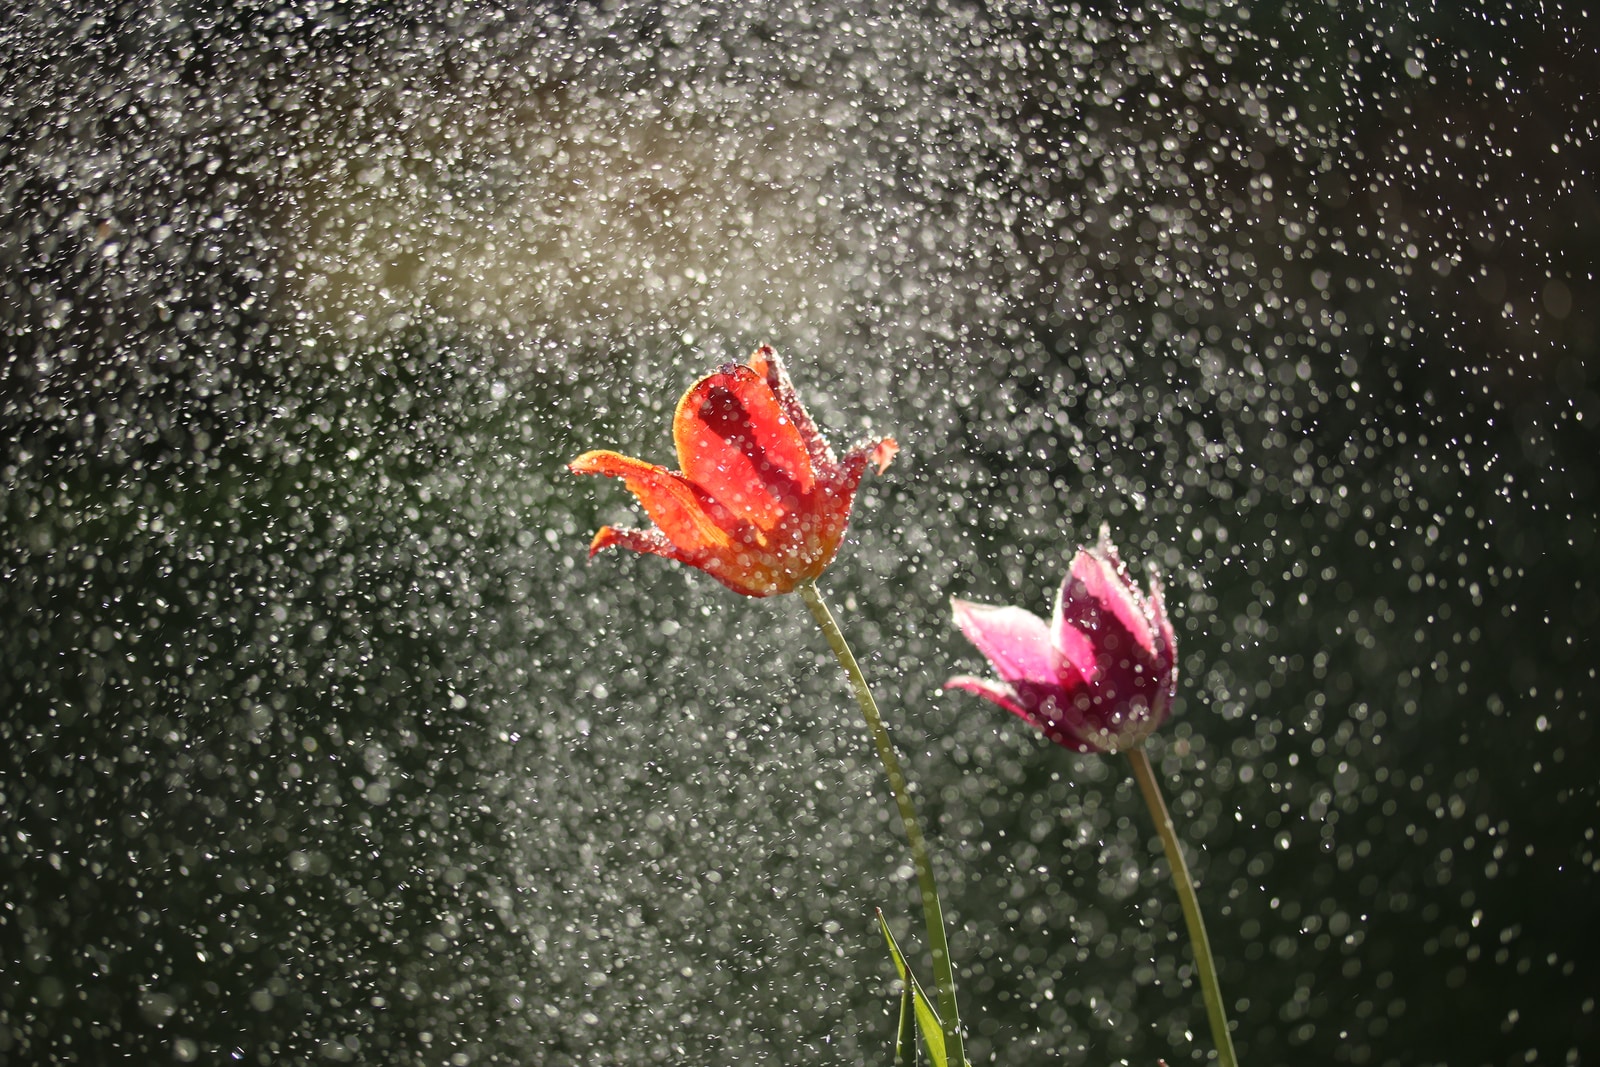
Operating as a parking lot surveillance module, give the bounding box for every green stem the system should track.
[1127,745,1238,1067]
[799,580,964,1067]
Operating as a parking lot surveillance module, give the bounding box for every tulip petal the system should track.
[848,436,899,477]
[819,436,897,525]
[569,449,735,556]
[950,598,1059,686]
[1049,578,1101,683]
[673,364,816,531]
[589,524,683,561]
[746,345,836,471]
[1017,683,1106,754]
[1062,544,1159,659]
[949,676,1104,754]
[944,675,1035,721]
[588,524,781,596]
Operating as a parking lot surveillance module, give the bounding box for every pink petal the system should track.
[1064,544,1158,658]
[950,598,1060,686]
[1020,683,1104,753]
[1049,577,1101,683]
[943,675,1037,724]
[949,677,1105,754]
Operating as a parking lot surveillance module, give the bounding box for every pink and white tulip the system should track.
[947,531,1178,754]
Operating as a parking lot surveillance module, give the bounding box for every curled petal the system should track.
[860,437,899,476]
[947,676,1105,754]
[944,675,1035,723]
[831,436,899,500]
[590,524,683,562]
[569,450,735,556]
[950,599,1059,687]
[587,525,778,597]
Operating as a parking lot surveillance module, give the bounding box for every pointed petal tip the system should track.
[1070,542,1107,578]
[944,675,1052,735]
[947,595,990,633]
[869,437,899,475]
[1077,525,1127,578]
[841,436,899,478]
[744,344,784,386]
[568,450,605,475]
[587,526,621,557]
[569,449,646,478]
[944,673,1010,702]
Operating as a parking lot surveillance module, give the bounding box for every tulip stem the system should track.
[1127,745,1238,1067]
[798,580,964,1067]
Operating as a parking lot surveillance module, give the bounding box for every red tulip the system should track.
[569,347,898,598]
[947,532,1177,753]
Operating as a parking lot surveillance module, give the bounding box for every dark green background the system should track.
[3,2,1594,1064]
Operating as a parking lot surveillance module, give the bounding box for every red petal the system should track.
[589,524,680,560]
[746,346,835,471]
[868,438,898,474]
[825,436,897,519]
[673,364,816,531]
[569,450,735,555]
[841,436,898,477]
[588,524,777,597]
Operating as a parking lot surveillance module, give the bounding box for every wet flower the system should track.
[946,531,1177,753]
[569,346,898,597]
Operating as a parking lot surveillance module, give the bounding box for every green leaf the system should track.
[877,909,948,1067]
[895,987,917,1067]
